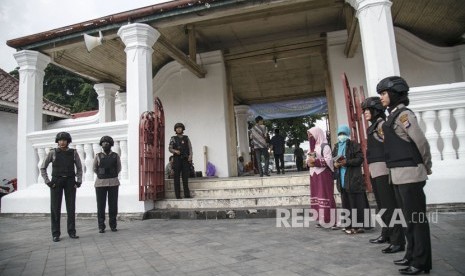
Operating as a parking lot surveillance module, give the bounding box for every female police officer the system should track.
[362,97,405,253]
[377,76,432,275]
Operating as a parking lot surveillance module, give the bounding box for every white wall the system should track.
[396,27,465,86]
[326,27,465,128]
[153,50,232,177]
[0,111,17,180]
[327,30,367,128]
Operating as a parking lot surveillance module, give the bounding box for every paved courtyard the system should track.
[0,212,464,276]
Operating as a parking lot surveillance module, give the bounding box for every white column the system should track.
[115,91,127,121]
[14,50,50,190]
[118,23,160,187]
[234,105,251,163]
[84,143,94,182]
[120,139,128,180]
[94,83,119,123]
[37,148,46,183]
[346,0,400,96]
[453,108,465,159]
[438,109,456,160]
[421,110,441,161]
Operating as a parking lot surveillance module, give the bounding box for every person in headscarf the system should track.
[332,124,366,234]
[362,97,405,254]
[306,126,337,228]
[378,76,432,275]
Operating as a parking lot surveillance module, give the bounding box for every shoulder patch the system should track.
[399,113,411,128]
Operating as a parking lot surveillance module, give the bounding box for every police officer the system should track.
[169,123,192,199]
[377,76,432,275]
[40,132,83,242]
[93,136,121,233]
[362,97,405,253]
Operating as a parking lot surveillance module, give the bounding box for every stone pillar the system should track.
[346,0,400,96]
[118,23,160,188]
[234,105,251,163]
[14,50,50,190]
[115,91,127,121]
[94,83,119,123]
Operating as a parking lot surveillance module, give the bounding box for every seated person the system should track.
[238,156,254,176]
[165,155,174,179]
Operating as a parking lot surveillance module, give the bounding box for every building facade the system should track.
[2,0,465,213]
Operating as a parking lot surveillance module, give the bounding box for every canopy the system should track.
[249,97,327,120]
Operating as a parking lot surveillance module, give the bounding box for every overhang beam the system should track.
[344,5,360,58]
[157,35,206,78]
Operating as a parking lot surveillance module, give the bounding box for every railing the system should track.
[409,82,465,161]
[28,121,129,184]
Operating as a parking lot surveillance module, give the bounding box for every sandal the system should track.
[345,229,355,234]
[345,228,365,234]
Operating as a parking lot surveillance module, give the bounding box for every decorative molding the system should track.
[30,120,128,148]
[345,0,392,16]
[409,82,465,112]
[13,50,50,71]
[117,23,159,51]
[395,27,462,63]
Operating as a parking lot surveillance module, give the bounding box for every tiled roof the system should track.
[72,110,98,118]
[0,68,71,117]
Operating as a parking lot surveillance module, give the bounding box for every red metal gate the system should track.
[139,97,165,201]
[341,73,371,191]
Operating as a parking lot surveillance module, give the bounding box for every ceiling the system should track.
[8,0,465,105]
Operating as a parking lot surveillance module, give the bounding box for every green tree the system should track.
[264,114,325,149]
[43,64,97,113]
[10,64,97,113]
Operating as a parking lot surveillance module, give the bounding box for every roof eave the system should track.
[6,0,244,51]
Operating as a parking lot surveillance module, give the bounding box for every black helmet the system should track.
[174,122,185,132]
[361,97,384,111]
[55,132,72,143]
[376,76,409,94]
[99,136,114,147]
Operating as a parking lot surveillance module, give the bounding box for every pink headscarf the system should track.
[307,126,334,175]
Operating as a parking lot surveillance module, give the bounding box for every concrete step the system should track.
[165,173,308,190]
[153,194,310,209]
[164,184,309,199]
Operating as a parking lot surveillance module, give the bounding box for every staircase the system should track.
[144,172,312,219]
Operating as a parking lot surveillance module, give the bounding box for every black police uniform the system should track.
[169,135,192,198]
[383,105,432,272]
[366,118,405,248]
[41,148,82,239]
[95,152,120,231]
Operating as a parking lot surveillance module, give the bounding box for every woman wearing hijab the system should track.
[333,125,366,234]
[306,127,337,228]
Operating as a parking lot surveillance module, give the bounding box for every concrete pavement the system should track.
[0,212,464,276]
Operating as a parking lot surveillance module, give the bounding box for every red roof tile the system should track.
[0,68,71,117]
[72,110,98,118]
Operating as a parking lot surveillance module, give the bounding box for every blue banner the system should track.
[249,97,327,120]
